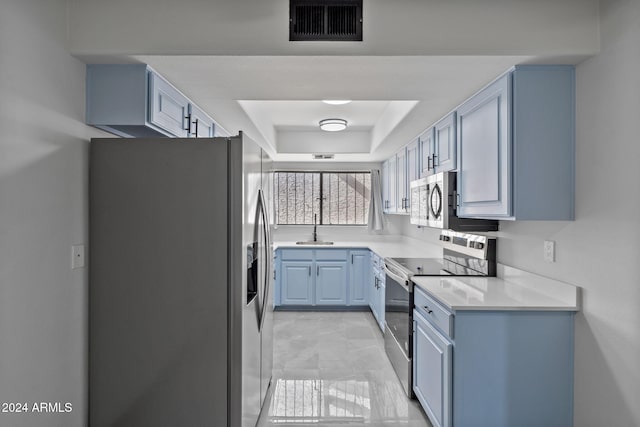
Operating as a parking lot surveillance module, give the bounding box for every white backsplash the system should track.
[273,214,406,242]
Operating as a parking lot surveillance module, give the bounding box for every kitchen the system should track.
[1,1,639,427]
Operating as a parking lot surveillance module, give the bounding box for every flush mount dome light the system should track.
[319,118,348,132]
[322,100,352,105]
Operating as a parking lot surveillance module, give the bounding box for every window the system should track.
[275,171,371,225]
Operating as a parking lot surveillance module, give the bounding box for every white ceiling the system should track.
[239,101,393,130]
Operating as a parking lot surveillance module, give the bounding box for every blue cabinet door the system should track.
[370,279,378,318]
[148,72,189,138]
[188,104,214,138]
[381,160,390,213]
[396,148,408,213]
[456,73,512,218]
[387,156,397,213]
[406,140,419,212]
[281,261,313,305]
[419,128,435,178]
[413,311,452,427]
[348,251,369,306]
[315,262,347,305]
[434,112,457,173]
[378,280,385,331]
[406,139,419,183]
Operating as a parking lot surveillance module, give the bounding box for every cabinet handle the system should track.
[455,191,461,209]
[433,153,438,167]
[308,266,311,276]
[184,113,192,134]
[351,254,354,264]
[423,305,434,315]
[427,155,433,171]
[317,266,319,276]
[192,118,199,137]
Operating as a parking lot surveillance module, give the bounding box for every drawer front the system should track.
[371,252,382,269]
[315,249,348,261]
[280,249,313,260]
[414,286,453,338]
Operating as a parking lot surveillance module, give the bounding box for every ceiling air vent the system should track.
[290,0,362,41]
[313,154,335,160]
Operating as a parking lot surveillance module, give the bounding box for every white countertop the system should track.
[412,265,580,312]
[274,237,442,259]
[274,237,580,312]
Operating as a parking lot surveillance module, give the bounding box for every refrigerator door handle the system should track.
[257,190,271,331]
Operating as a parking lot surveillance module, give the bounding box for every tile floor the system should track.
[257,311,432,427]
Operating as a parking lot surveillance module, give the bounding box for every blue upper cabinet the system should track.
[396,148,409,214]
[188,104,215,138]
[457,73,512,218]
[386,156,397,213]
[456,65,575,220]
[381,160,390,213]
[433,112,456,173]
[149,72,189,138]
[315,262,348,305]
[419,128,435,177]
[406,139,420,184]
[86,64,225,139]
[405,139,420,213]
[348,251,369,306]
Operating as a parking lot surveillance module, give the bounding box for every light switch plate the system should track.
[71,245,85,269]
[543,240,555,263]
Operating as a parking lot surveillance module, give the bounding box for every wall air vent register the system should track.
[290,0,363,41]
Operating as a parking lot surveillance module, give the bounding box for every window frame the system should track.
[273,170,371,226]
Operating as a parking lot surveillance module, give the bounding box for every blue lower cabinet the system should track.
[413,310,452,427]
[412,286,575,427]
[275,249,382,316]
[280,261,313,305]
[349,250,370,306]
[315,262,348,305]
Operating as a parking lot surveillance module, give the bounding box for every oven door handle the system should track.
[383,266,411,292]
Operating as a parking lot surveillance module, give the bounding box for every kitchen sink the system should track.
[295,241,334,245]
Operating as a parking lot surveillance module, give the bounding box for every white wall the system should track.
[400,0,640,424]
[67,0,599,57]
[0,1,107,426]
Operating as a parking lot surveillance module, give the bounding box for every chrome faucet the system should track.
[313,214,318,242]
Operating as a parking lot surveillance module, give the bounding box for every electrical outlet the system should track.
[543,240,555,263]
[71,245,85,269]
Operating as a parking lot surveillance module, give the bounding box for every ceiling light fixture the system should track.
[322,100,352,105]
[319,118,348,132]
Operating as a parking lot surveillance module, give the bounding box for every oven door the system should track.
[383,266,414,397]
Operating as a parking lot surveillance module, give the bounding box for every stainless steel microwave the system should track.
[410,172,498,231]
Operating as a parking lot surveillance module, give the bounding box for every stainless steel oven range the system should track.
[383,230,496,397]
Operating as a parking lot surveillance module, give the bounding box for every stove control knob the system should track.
[476,242,484,250]
[440,235,450,242]
[469,241,476,248]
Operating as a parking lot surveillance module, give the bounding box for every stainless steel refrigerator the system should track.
[89,132,273,427]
